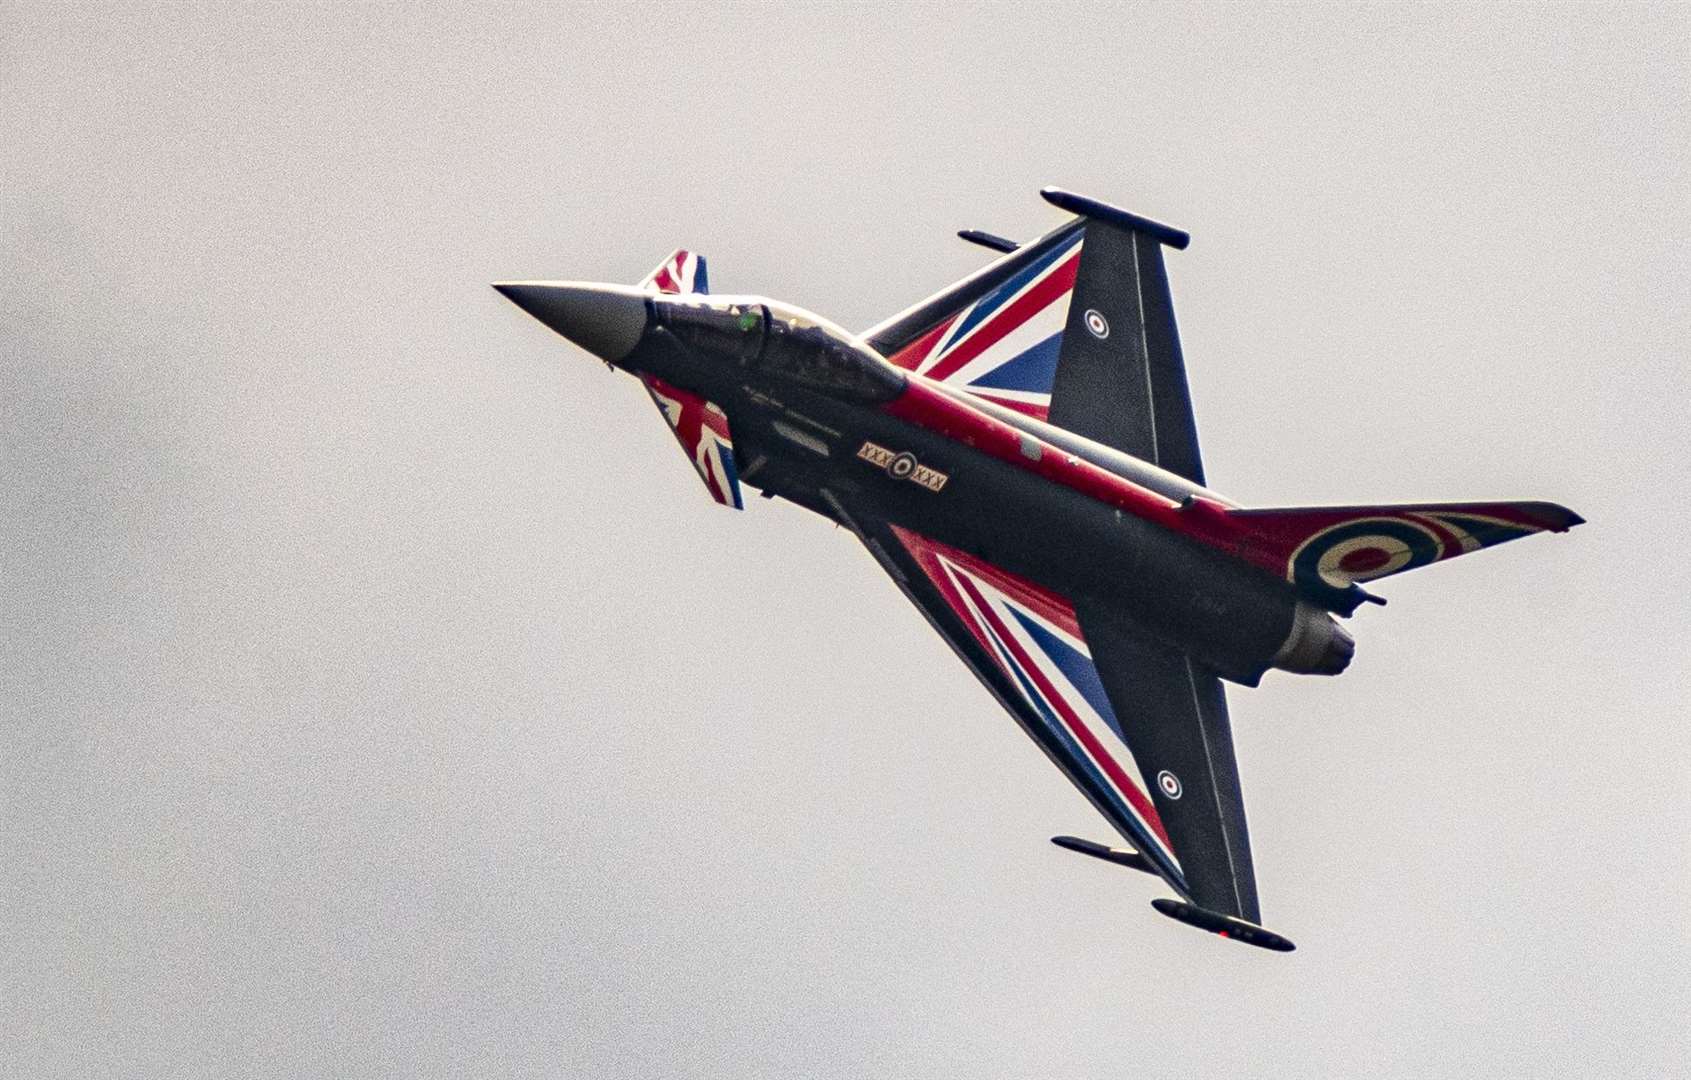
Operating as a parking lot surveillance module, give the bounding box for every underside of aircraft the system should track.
[495,189,1581,951]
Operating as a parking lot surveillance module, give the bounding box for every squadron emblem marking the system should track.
[857,441,948,492]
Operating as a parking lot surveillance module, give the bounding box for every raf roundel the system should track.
[1289,517,1444,589]
[887,451,918,480]
[1157,770,1183,799]
[1084,308,1110,339]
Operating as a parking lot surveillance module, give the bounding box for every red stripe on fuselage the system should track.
[881,377,1252,564]
[965,391,1050,422]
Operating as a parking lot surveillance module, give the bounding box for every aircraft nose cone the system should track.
[493,281,650,363]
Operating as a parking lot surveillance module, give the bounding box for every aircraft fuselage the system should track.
[599,290,1345,685]
[492,202,1580,951]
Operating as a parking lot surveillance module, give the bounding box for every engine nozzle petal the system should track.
[1271,602,1356,676]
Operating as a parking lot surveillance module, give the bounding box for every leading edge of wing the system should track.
[819,490,1191,900]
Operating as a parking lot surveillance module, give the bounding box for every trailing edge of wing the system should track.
[1077,603,1261,923]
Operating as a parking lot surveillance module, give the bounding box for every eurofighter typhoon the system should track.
[495,189,1581,951]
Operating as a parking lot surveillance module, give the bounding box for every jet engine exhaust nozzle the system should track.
[493,282,651,364]
[1271,602,1355,676]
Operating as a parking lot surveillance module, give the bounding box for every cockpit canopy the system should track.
[655,296,767,363]
[655,295,906,404]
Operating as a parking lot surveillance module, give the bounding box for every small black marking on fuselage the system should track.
[857,441,949,492]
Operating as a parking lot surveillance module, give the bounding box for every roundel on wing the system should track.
[1289,517,1443,588]
[1156,770,1183,799]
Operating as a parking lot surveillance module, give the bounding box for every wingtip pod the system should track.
[1520,501,1585,531]
[1151,898,1296,952]
[1040,187,1190,250]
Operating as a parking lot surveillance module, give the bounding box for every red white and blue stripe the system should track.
[888,233,1083,422]
[640,248,709,295]
[891,526,1182,883]
[635,250,737,506]
[643,375,742,509]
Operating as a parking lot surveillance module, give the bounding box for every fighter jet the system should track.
[495,189,1581,952]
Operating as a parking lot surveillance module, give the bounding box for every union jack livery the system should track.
[643,375,742,509]
[635,249,743,506]
[639,248,708,296]
[887,231,1082,421]
[495,186,1582,952]
[892,526,1183,884]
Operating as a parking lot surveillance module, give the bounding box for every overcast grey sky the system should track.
[4,3,1688,1077]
